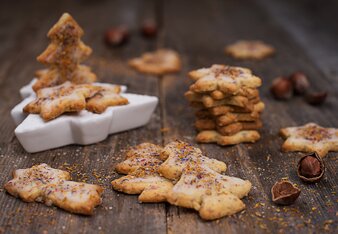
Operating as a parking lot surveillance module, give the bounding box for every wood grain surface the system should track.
[0,0,337,233]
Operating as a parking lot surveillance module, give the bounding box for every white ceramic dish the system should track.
[12,80,158,153]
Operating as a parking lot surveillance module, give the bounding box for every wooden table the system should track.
[0,0,337,233]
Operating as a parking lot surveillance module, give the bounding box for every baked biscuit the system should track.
[167,159,252,220]
[217,121,263,136]
[225,40,275,60]
[280,122,338,157]
[195,102,264,118]
[33,13,97,91]
[33,66,97,91]
[210,88,259,100]
[4,164,103,215]
[158,140,226,180]
[115,143,163,174]
[216,112,259,126]
[112,143,173,202]
[112,166,173,203]
[4,164,69,202]
[24,81,99,121]
[128,49,181,75]
[195,119,262,133]
[196,130,260,145]
[185,91,252,108]
[209,102,265,116]
[86,85,129,114]
[188,65,261,93]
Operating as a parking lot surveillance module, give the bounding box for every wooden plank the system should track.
[0,0,166,234]
[160,0,337,233]
[257,0,338,94]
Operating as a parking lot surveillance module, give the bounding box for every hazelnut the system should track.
[289,72,310,95]
[297,152,324,183]
[305,91,328,105]
[270,77,293,100]
[104,26,129,46]
[271,180,301,205]
[141,20,157,38]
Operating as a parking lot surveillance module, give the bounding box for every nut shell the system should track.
[305,91,327,105]
[297,152,324,183]
[271,180,301,205]
[141,20,157,38]
[270,77,293,100]
[289,72,310,95]
[104,26,129,46]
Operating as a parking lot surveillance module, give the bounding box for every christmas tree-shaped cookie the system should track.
[33,13,97,92]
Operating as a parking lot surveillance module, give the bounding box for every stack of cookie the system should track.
[185,64,265,145]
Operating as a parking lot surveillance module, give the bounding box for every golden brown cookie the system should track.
[166,158,252,220]
[225,40,275,60]
[280,123,338,157]
[185,91,252,108]
[112,166,173,203]
[210,88,259,100]
[24,81,99,121]
[33,13,97,91]
[33,66,97,91]
[188,65,261,93]
[4,164,103,215]
[195,119,262,133]
[196,130,260,145]
[209,102,265,116]
[128,49,181,75]
[112,143,173,203]
[115,143,163,174]
[217,121,263,136]
[216,112,260,126]
[158,140,226,180]
[86,85,129,114]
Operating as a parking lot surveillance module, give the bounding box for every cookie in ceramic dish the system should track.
[33,13,97,91]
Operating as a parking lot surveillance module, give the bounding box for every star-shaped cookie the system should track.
[112,166,173,203]
[24,81,99,121]
[86,85,129,114]
[189,64,262,93]
[4,163,70,202]
[280,122,338,157]
[115,143,163,174]
[112,143,173,203]
[4,163,103,215]
[166,158,252,220]
[196,130,261,145]
[158,140,227,180]
[128,49,181,75]
[225,40,275,60]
